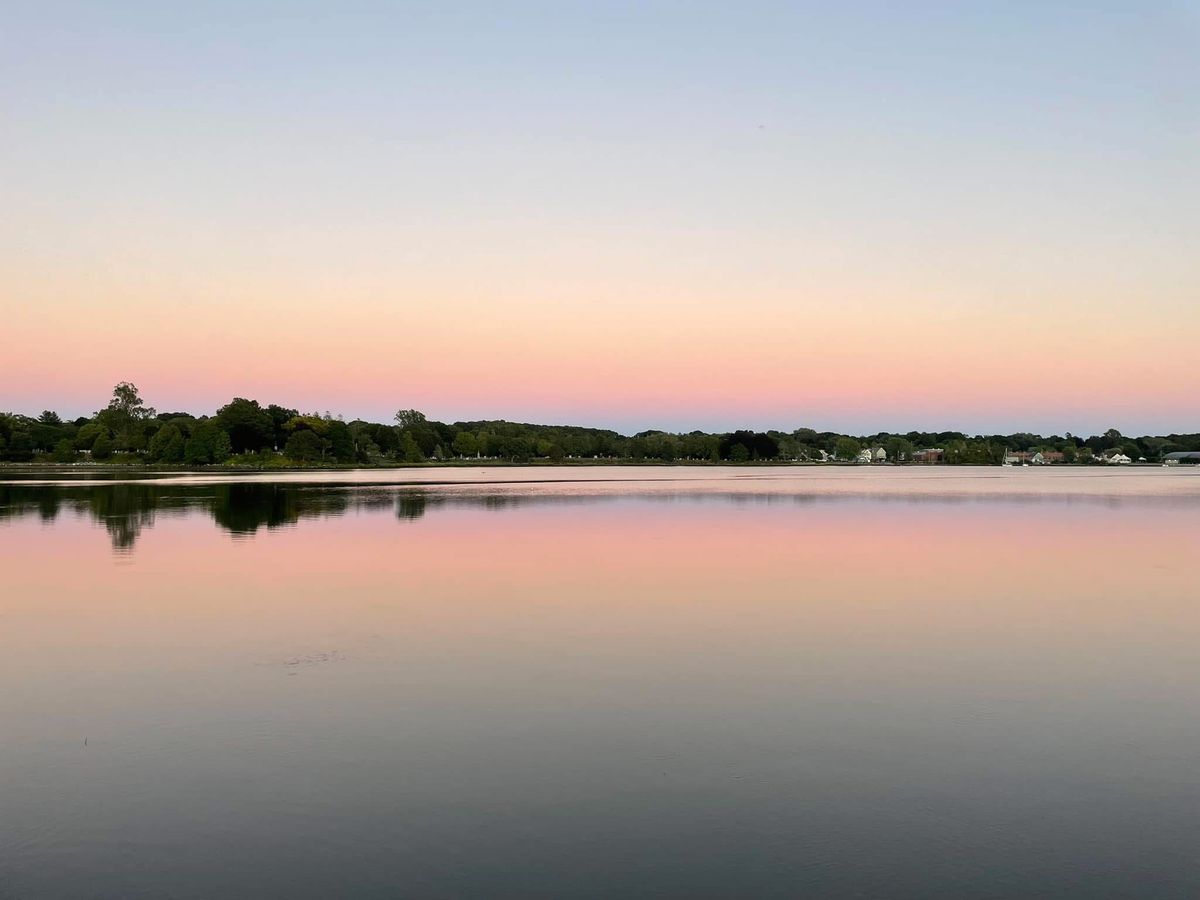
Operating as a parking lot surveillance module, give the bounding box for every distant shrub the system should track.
[90,433,113,460]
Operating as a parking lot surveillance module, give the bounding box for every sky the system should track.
[2,1,1197,436]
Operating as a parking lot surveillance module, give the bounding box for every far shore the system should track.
[0,459,1174,473]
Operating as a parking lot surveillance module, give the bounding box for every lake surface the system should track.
[3,466,1199,898]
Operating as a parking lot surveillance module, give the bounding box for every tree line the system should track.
[1,382,1197,466]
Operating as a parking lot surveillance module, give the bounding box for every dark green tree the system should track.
[267,404,299,449]
[96,382,155,451]
[91,432,114,460]
[148,424,186,463]
[452,431,479,458]
[284,429,326,462]
[74,422,104,450]
[52,439,77,463]
[215,398,275,454]
[394,409,427,429]
[399,432,424,463]
[719,431,779,461]
[883,436,914,463]
[834,437,861,460]
[324,420,356,463]
[5,431,34,461]
[184,422,232,465]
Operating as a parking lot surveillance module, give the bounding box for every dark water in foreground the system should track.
[2,467,1199,898]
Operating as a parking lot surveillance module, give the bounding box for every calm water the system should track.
[2,466,1199,898]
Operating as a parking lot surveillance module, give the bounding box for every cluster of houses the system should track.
[812,444,1200,466]
[840,446,943,464]
[849,446,943,464]
[1005,449,1139,465]
[1004,450,1065,465]
[855,447,889,464]
[843,447,1163,466]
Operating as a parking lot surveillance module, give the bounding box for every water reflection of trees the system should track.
[0,483,452,552]
[1,483,185,552]
[1,482,360,554]
[0,481,607,552]
[209,484,343,534]
[1,480,1186,554]
[395,491,427,520]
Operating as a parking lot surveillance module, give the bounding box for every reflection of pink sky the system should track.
[3,499,1197,689]
[4,493,1200,797]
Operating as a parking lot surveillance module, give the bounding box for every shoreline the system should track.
[0,459,1175,474]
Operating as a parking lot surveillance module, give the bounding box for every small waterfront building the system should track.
[1008,450,1065,465]
[1106,452,1132,465]
[856,448,874,464]
[1163,451,1200,465]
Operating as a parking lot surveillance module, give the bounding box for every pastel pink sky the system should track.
[3,3,1197,434]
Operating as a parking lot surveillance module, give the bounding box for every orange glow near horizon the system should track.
[4,272,1197,433]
